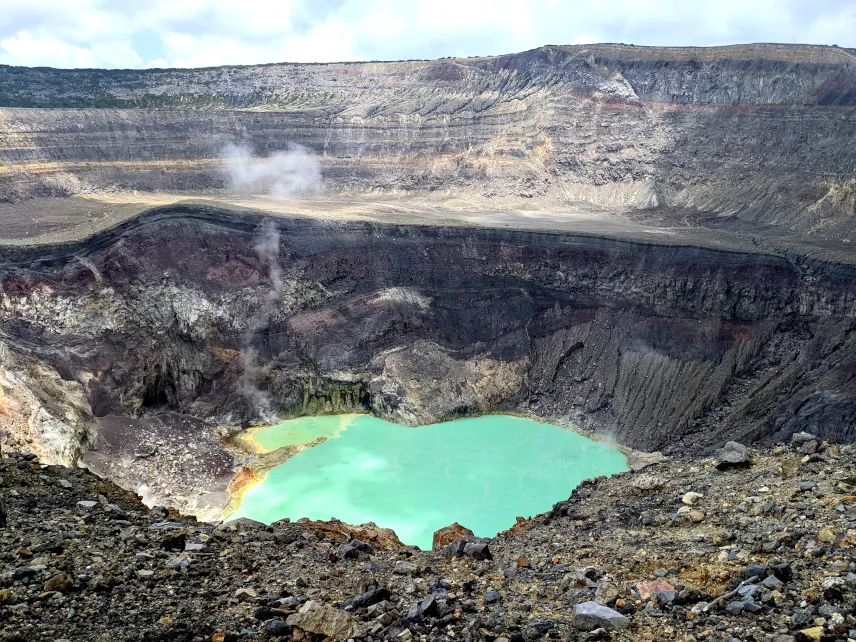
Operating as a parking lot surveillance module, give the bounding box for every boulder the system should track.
[264,619,289,636]
[462,541,492,560]
[790,431,817,446]
[594,582,620,605]
[798,440,818,455]
[715,441,751,470]
[484,589,502,604]
[573,601,629,631]
[394,560,418,575]
[222,517,267,531]
[743,564,768,580]
[149,505,169,520]
[407,594,440,620]
[681,492,703,506]
[43,573,73,593]
[286,600,358,640]
[432,522,474,550]
[339,539,374,559]
[797,627,824,642]
[771,563,793,582]
[340,587,390,609]
[441,538,492,561]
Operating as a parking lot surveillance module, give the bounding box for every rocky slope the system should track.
[1,44,856,239]
[2,432,855,642]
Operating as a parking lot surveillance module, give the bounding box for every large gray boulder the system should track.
[573,601,630,631]
[790,431,817,446]
[715,441,751,470]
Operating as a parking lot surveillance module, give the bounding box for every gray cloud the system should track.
[0,0,854,69]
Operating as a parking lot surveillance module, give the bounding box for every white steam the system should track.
[252,220,283,305]
[136,484,157,508]
[239,220,285,423]
[221,143,322,197]
[239,347,278,424]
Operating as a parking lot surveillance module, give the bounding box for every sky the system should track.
[0,0,854,69]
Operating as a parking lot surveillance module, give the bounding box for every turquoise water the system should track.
[230,414,628,550]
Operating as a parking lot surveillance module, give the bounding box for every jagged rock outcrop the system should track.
[0,339,95,465]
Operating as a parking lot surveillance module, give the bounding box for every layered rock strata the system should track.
[0,205,853,465]
[1,44,856,239]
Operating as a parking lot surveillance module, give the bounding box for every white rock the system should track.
[682,492,704,506]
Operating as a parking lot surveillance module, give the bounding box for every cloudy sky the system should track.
[1,0,854,69]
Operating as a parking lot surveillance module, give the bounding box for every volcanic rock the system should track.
[432,522,474,550]
[573,601,630,631]
[43,573,73,593]
[682,491,703,505]
[340,587,390,609]
[393,561,418,575]
[264,619,289,636]
[462,541,492,560]
[286,601,358,640]
[716,441,752,470]
[791,431,817,446]
[594,581,620,605]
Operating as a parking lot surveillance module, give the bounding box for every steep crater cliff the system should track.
[2,205,854,466]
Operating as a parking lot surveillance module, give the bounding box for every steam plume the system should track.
[221,143,321,197]
[239,347,278,424]
[239,219,285,423]
[252,219,283,306]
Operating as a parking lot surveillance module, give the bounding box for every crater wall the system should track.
[1,44,856,237]
[1,205,854,457]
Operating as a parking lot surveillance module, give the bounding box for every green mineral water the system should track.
[229,414,628,550]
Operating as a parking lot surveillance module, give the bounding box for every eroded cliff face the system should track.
[1,44,856,239]
[1,205,854,461]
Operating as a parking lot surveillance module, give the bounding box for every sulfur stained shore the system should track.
[2,432,855,642]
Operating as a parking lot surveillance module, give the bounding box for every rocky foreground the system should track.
[1,432,854,642]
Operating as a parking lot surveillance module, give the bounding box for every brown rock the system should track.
[43,573,73,593]
[432,522,474,550]
[305,520,404,550]
[286,600,358,640]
